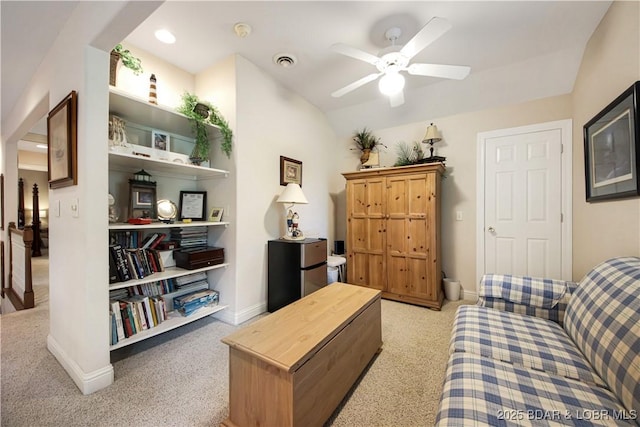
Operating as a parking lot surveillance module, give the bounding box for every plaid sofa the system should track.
[436,257,640,426]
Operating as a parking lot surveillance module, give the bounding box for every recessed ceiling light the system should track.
[155,29,176,44]
[36,144,47,149]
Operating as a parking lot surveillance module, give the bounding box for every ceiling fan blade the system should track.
[331,43,381,66]
[331,73,382,98]
[400,17,452,60]
[407,63,470,80]
[389,90,405,108]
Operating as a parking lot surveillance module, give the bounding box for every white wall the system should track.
[208,55,334,320]
[0,1,162,394]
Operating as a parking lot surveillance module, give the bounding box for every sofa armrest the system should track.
[477,274,577,325]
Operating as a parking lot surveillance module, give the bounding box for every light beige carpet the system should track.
[1,275,467,426]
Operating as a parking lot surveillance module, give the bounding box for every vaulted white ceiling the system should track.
[2,1,612,137]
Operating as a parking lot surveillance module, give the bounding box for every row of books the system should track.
[110,231,168,250]
[109,272,211,310]
[110,296,167,344]
[109,244,166,283]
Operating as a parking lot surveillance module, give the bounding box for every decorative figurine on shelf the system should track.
[108,115,129,152]
[108,193,119,223]
[149,74,157,105]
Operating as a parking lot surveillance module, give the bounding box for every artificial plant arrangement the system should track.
[352,128,383,164]
[393,141,425,166]
[176,92,233,163]
[109,44,143,86]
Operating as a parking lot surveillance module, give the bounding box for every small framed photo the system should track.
[280,156,302,186]
[584,81,640,202]
[179,191,207,221]
[48,90,78,189]
[152,130,170,151]
[129,184,157,219]
[209,207,224,222]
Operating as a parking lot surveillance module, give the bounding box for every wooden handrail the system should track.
[4,222,34,310]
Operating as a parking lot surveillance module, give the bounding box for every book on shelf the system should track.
[174,289,219,316]
[149,233,167,249]
[110,300,125,341]
[110,244,133,282]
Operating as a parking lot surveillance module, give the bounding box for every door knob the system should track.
[488,226,495,233]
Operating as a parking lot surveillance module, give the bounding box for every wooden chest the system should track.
[221,283,382,427]
[173,246,224,270]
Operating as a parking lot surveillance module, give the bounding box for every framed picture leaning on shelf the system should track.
[209,207,224,222]
[152,129,170,160]
[179,191,207,221]
[129,184,157,219]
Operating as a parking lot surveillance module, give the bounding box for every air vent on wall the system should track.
[273,53,298,68]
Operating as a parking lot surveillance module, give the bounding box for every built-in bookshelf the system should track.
[108,87,231,352]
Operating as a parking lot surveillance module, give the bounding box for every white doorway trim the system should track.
[476,119,573,290]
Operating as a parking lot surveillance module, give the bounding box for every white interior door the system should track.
[477,120,572,286]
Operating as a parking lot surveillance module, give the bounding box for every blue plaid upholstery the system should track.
[478,275,577,325]
[564,257,640,419]
[451,305,605,386]
[436,353,637,426]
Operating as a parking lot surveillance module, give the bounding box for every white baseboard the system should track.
[461,289,478,302]
[213,302,266,326]
[47,334,114,395]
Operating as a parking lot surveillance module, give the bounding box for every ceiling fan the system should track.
[331,17,471,107]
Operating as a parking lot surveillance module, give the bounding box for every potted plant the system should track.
[352,128,381,164]
[176,92,233,164]
[110,44,143,86]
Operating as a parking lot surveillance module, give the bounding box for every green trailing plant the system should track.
[176,92,233,161]
[352,127,381,151]
[112,44,143,75]
[394,141,425,166]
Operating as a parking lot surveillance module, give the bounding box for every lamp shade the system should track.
[277,183,308,204]
[422,123,442,143]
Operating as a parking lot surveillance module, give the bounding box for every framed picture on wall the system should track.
[47,90,78,189]
[280,156,302,187]
[584,81,640,202]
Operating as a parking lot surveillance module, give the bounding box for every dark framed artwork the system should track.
[129,184,157,219]
[179,190,207,221]
[1,173,4,230]
[280,156,302,186]
[47,90,78,189]
[584,81,640,202]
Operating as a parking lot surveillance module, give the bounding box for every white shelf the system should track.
[109,221,229,230]
[108,151,228,180]
[109,263,229,291]
[109,86,220,136]
[110,304,227,351]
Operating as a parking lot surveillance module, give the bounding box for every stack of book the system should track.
[170,227,208,250]
[174,271,209,291]
[174,289,219,316]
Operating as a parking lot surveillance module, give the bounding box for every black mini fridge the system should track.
[267,238,327,312]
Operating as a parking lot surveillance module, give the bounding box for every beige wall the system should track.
[333,95,572,296]
[572,0,640,278]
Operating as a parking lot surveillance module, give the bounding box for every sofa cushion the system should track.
[451,305,605,387]
[480,274,573,309]
[435,353,637,426]
[564,256,640,417]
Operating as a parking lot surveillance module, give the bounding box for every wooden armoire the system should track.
[342,163,444,309]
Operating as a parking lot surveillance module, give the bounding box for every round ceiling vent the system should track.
[273,53,298,68]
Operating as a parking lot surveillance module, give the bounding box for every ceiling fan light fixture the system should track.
[378,72,405,95]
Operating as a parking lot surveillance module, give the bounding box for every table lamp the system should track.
[421,123,446,163]
[277,183,308,240]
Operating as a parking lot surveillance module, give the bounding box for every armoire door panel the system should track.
[349,217,368,252]
[350,252,369,286]
[368,218,385,252]
[385,178,407,215]
[407,175,430,214]
[386,218,405,255]
[386,255,408,295]
[407,257,432,300]
[367,254,385,290]
[349,180,368,216]
[407,217,428,256]
[366,179,385,216]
